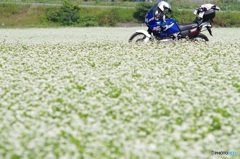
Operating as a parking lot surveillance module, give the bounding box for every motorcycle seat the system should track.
[178,22,198,31]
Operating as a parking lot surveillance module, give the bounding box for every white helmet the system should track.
[158,1,172,12]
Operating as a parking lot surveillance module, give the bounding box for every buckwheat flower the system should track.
[1,28,240,159]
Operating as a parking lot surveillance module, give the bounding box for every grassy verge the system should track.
[0,3,58,27]
[0,3,136,27]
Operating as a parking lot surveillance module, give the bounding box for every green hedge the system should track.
[78,7,136,27]
[45,0,136,27]
[0,1,240,27]
[215,11,240,27]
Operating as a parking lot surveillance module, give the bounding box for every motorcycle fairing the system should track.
[164,19,180,33]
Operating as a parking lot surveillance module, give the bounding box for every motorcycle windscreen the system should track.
[145,2,159,26]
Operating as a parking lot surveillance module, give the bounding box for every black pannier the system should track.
[203,9,215,22]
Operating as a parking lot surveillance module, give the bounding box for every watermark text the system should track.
[211,150,238,155]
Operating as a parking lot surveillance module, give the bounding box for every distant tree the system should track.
[47,0,81,25]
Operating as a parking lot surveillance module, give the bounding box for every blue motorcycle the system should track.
[129,2,220,43]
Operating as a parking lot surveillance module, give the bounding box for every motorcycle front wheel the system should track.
[128,32,148,43]
[191,33,209,42]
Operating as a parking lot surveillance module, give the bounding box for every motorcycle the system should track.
[129,2,220,43]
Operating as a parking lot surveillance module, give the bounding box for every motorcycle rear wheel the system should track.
[191,33,209,42]
[128,32,147,43]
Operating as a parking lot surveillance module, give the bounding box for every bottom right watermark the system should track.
[211,150,238,155]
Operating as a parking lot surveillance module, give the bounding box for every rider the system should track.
[154,0,172,30]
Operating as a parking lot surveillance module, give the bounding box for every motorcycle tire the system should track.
[191,33,209,42]
[128,32,147,43]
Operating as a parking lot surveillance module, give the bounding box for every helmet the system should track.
[158,1,172,12]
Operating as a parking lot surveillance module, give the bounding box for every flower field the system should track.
[0,27,240,159]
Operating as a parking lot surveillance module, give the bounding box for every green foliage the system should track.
[97,9,118,27]
[133,2,152,22]
[1,2,240,27]
[171,10,194,24]
[0,3,56,27]
[215,11,240,27]
[172,0,201,10]
[46,0,81,25]
[0,3,22,16]
[45,1,135,26]
[78,16,98,27]
[79,7,105,27]
[114,8,136,22]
